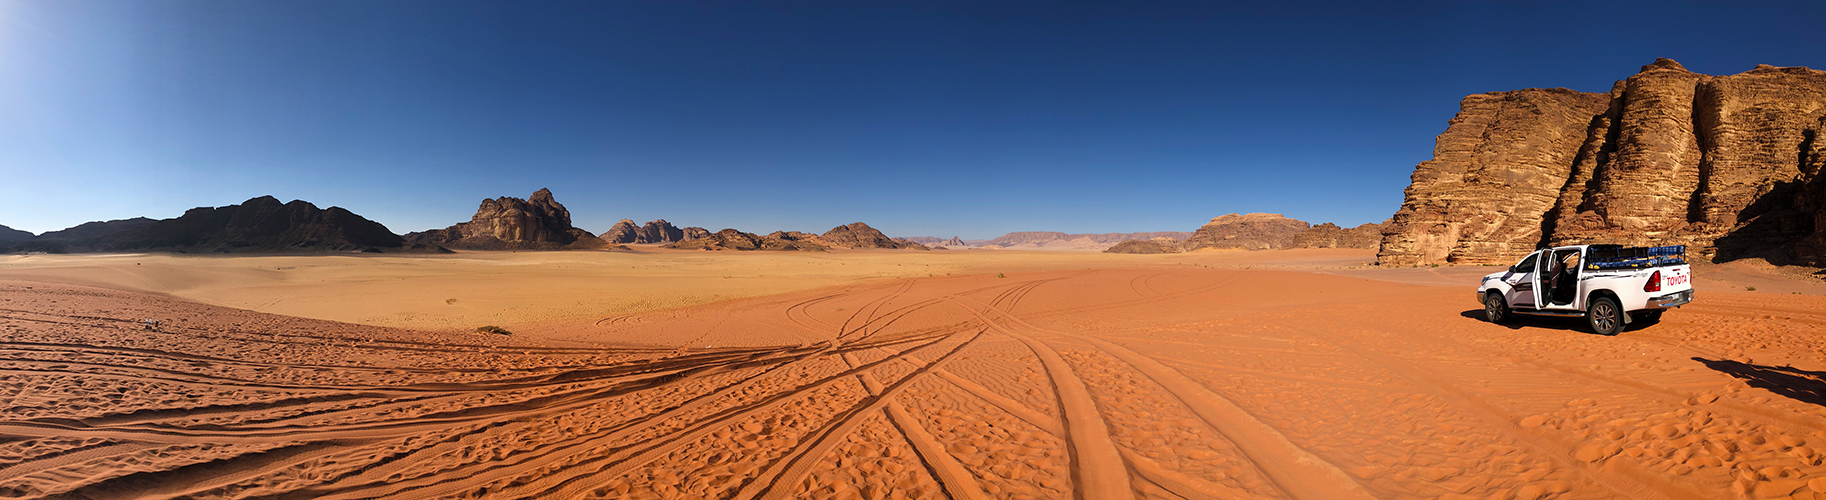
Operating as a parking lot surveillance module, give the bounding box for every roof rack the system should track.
[1584,245,1685,270]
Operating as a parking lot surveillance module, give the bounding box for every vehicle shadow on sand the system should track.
[1694,358,1826,408]
[1457,309,1608,335]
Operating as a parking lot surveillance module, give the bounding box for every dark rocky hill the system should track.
[0,225,32,242]
[10,196,423,253]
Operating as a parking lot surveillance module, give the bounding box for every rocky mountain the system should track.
[406,189,603,250]
[639,220,686,244]
[1380,59,1826,266]
[8,196,422,253]
[1181,213,1311,251]
[941,236,967,247]
[666,229,824,251]
[600,219,694,244]
[1103,239,1183,254]
[821,222,926,249]
[683,227,712,240]
[0,225,31,242]
[1288,222,1385,249]
[600,219,641,244]
[898,236,944,245]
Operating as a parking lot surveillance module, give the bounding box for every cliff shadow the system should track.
[1713,177,1814,265]
[1693,357,1826,408]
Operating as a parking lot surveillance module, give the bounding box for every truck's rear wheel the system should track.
[1484,293,1510,324]
[1588,296,1622,336]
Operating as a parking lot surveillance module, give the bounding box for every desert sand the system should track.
[1,250,1824,499]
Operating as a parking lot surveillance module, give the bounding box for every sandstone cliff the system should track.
[13,196,422,253]
[1288,222,1386,249]
[1377,89,1610,265]
[1181,213,1311,251]
[941,237,967,247]
[1381,59,1826,266]
[682,227,712,241]
[406,188,603,250]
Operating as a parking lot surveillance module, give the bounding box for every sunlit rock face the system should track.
[406,188,603,250]
[1382,59,1826,266]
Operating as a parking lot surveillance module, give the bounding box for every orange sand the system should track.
[1,250,1823,499]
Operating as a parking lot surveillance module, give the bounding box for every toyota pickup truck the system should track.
[1477,244,1694,335]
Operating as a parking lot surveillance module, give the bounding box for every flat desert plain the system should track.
[1,249,1824,500]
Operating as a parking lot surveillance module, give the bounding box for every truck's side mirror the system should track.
[1508,264,1517,274]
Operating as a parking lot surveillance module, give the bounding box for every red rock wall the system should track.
[1383,59,1826,266]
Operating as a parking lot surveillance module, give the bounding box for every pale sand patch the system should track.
[0,248,1379,331]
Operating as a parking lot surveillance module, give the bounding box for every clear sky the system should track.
[2,1,1822,239]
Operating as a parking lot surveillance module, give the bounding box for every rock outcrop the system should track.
[821,222,923,249]
[1288,222,1385,249]
[12,196,422,253]
[666,229,824,251]
[638,220,685,244]
[1381,59,1826,266]
[1377,89,1611,265]
[0,225,31,242]
[682,227,712,241]
[1103,239,1184,254]
[406,188,603,250]
[898,236,944,245]
[1181,213,1311,251]
[941,237,967,247]
[599,219,641,244]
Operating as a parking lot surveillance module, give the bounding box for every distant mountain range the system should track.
[1104,214,1385,254]
[0,196,439,254]
[2,190,1378,255]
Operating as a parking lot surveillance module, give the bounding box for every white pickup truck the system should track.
[1477,244,1694,335]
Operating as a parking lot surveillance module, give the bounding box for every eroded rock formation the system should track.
[666,229,824,251]
[1381,59,1826,266]
[406,188,603,250]
[1181,213,1311,251]
[600,219,640,244]
[821,222,922,249]
[941,237,967,247]
[1103,239,1184,254]
[1288,222,1386,249]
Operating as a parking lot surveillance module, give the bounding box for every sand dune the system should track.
[1,249,1823,499]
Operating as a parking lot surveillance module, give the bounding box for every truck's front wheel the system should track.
[1484,293,1510,324]
[1588,296,1623,336]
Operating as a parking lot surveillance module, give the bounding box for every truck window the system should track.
[1515,253,1538,273]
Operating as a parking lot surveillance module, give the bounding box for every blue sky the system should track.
[2,1,1822,239]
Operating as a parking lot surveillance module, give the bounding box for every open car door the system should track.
[1531,253,1547,309]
